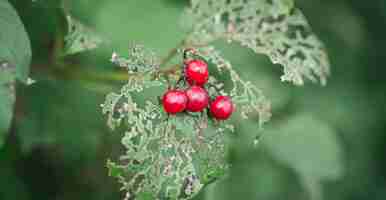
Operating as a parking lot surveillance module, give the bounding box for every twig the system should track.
[159,39,187,67]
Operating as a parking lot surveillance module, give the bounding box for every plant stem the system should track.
[47,39,192,83]
[159,39,187,67]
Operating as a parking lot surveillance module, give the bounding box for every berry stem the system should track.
[183,48,197,60]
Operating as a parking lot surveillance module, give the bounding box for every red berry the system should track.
[210,96,234,120]
[185,86,209,112]
[162,90,188,114]
[185,59,209,86]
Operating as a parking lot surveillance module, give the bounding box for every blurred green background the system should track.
[1,0,386,199]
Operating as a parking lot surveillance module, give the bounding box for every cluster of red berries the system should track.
[162,58,234,120]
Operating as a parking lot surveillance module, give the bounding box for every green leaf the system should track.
[107,159,125,178]
[0,0,32,82]
[0,63,15,148]
[187,0,330,86]
[262,113,344,198]
[101,52,232,198]
[0,0,31,148]
[64,15,104,55]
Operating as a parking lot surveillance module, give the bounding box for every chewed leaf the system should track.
[186,0,330,85]
[102,80,230,199]
[196,46,271,128]
[64,15,104,55]
[102,45,236,199]
[111,44,160,73]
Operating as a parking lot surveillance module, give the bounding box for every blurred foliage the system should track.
[0,0,386,200]
[0,0,31,148]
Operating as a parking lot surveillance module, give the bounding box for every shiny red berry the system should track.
[210,96,234,120]
[185,86,209,112]
[185,59,209,86]
[162,90,188,114]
